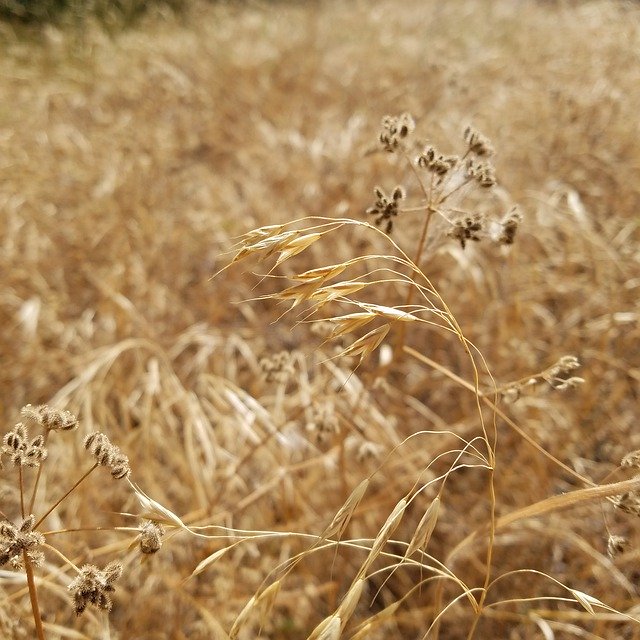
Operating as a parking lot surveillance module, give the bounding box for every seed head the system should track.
[0,515,45,570]
[417,146,458,175]
[464,126,494,156]
[139,520,165,554]
[447,213,484,249]
[68,561,124,616]
[466,159,496,187]
[498,207,523,245]
[21,404,78,432]
[378,113,415,152]
[366,185,405,234]
[2,423,48,468]
[607,534,629,559]
[84,432,131,479]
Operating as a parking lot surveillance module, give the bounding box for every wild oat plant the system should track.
[213,115,640,638]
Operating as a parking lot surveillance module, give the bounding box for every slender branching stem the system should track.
[19,466,25,519]
[29,432,50,515]
[34,463,99,530]
[23,551,46,640]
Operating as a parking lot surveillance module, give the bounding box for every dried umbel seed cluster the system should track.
[139,520,165,554]
[68,561,123,616]
[366,185,405,234]
[0,515,45,570]
[367,116,522,251]
[463,125,494,156]
[21,404,78,432]
[417,146,458,175]
[611,486,640,517]
[621,449,640,469]
[378,112,415,152]
[1,423,47,468]
[497,207,523,245]
[465,158,496,188]
[84,432,131,479]
[607,534,629,559]
[306,402,340,444]
[447,213,485,249]
[260,350,296,383]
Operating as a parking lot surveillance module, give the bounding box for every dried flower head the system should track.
[139,520,165,554]
[466,159,496,187]
[21,404,78,432]
[464,126,494,156]
[447,213,485,249]
[0,515,45,570]
[543,356,584,390]
[622,450,640,469]
[378,113,415,152]
[607,534,629,559]
[366,185,405,234]
[306,402,340,444]
[68,561,123,616]
[611,486,640,518]
[1,423,48,468]
[417,146,458,175]
[497,207,523,245]
[84,432,131,479]
[260,350,296,383]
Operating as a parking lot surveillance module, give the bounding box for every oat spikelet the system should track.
[326,312,377,340]
[350,602,401,640]
[229,595,257,639]
[308,615,341,640]
[336,579,364,628]
[362,498,407,574]
[405,496,440,558]
[339,324,390,363]
[274,232,323,266]
[323,478,369,539]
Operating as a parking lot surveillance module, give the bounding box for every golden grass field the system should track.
[1,0,640,638]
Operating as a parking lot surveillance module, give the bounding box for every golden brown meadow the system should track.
[1,1,640,638]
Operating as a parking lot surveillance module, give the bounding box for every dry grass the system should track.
[1,0,640,638]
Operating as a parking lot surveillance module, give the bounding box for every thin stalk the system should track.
[34,463,98,530]
[395,153,435,357]
[28,432,50,514]
[23,551,46,640]
[19,466,25,519]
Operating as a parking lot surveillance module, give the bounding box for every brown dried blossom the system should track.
[463,126,494,156]
[139,520,165,554]
[84,432,131,479]
[21,404,78,432]
[260,350,296,383]
[68,561,123,616]
[0,515,45,570]
[447,213,485,249]
[417,146,458,175]
[607,534,629,559]
[378,113,415,152]
[1,423,48,468]
[366,185,405,234]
